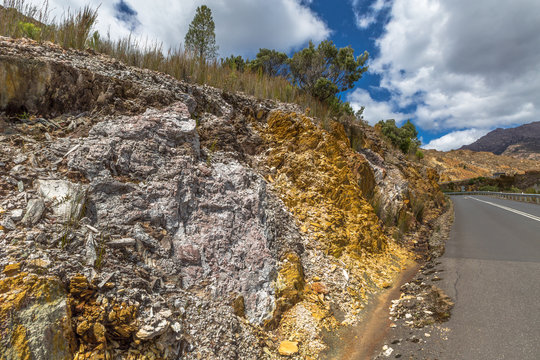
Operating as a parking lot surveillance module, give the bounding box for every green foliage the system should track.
[524,187,538,194]
[248,48,288,77]
[288,40,369,100]
[326,96,354,117]
[88,30,100,50]
[17,21,40,39]
[479,185,499,192]
[184,5,218,62]
[377,119,421,154]
[415,149,424,160]
[221,55,246,72]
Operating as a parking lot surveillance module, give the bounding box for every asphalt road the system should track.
[421,195,540,359]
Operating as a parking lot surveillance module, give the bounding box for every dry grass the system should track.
[0,0,335,119]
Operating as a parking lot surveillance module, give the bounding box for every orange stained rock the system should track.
[278,340,299,356]
[69,275,139,359]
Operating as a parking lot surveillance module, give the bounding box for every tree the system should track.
[288,40,369,101]
[222,55,246,72]
[247,48,289,77]
[184,5,218,62]
[377,119,421,154]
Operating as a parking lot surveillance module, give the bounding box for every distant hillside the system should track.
[423,149,540,182]
[460,121,540,160]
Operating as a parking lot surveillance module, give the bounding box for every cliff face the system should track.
[460,121,540,160]
[423,149,540,183]
[0,37,446,359]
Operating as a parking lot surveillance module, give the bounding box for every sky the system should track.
[32,0,540,151]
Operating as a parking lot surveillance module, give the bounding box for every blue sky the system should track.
[37,0,540,150]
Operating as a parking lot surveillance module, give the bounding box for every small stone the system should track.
[10,209,23,221]
[21,198,45,226]
[93,323,106,343]
[107,238,136,248]
[424,333,430,337]
[278,341,299,356]
[312,281,329,294]
[232,295,245,318]
[405,313,412,319]
[171,322,182,333]
[136,320,169,340]
[0,217,16,231]
[13,154,28,164]
[313,276,321,281]
[17,181,24,192]
[382,346,394,357]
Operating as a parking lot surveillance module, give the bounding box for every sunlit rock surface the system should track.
[0,36,447,359]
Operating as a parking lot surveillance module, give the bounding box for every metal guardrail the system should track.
[445,191,540,204]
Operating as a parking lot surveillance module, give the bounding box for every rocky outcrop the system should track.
[0,37,446,359]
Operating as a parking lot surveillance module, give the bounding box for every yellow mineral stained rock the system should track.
[0,273,76,359]
[265,252,305,329]
[257,111,387,258]
[278,341,299,356]
[3,263,21,276]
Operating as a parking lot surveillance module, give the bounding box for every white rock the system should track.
[383,346,394,357]
[171,322,182,333]
[37,179,87,221]
[136,320,169,340]
[405,313,412,319]
[10,209,23,221]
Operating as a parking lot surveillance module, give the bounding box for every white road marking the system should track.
[469,196,540,223]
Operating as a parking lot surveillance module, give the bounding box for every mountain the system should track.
[460,121,540,160]
[0,36,448,359]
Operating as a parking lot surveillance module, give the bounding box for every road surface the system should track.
[372,195,540,359]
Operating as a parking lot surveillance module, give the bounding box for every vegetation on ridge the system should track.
[0,0,367,122]
[184,5,218,62]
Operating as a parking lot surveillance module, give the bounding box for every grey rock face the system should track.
[21,198,45,226]
[65,102,284,324]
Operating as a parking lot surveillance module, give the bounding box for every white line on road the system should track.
[469,196,540,223]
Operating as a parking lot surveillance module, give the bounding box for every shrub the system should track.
[17,21,40,39]
[376,119,421,154]
[479,185,499,192]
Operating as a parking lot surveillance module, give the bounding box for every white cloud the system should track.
[30,0,330,57]
[371,0,540,133]
[348,89,411,125]
[352,0,391,29]
[423,128,490,151]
